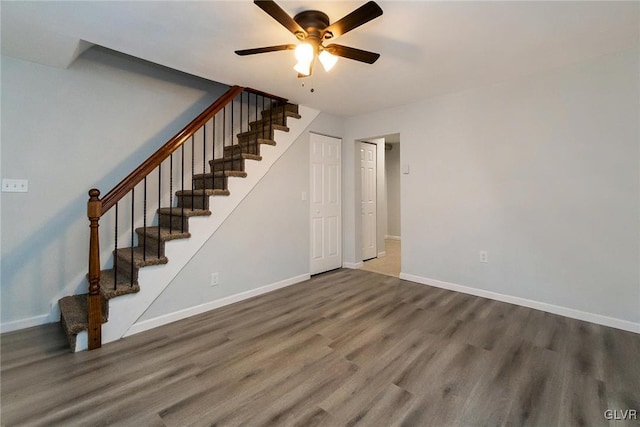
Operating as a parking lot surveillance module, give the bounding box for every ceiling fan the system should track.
[235,0,383,77]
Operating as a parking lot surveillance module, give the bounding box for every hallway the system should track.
[361,238,400,277]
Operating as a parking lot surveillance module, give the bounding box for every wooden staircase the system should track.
[58,88,301,351]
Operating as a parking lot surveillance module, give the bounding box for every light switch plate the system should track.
[402,164,410,174]
[2,179,29,193]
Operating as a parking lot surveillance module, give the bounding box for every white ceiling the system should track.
[2,1,638,116]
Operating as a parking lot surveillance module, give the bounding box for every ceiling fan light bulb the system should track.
[294,43,314,63]
[319,50,338,72]
[294,61,311,76]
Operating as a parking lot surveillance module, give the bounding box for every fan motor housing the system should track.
[294,10,332,40]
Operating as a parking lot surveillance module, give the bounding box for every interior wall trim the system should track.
[399,273,640,334]
[126,273,311,337]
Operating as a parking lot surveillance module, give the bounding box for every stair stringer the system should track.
[73,105,320,352]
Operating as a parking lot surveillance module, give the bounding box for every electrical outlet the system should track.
[479,251,488,263]
[2,179,29,193]
[210,272,219,287]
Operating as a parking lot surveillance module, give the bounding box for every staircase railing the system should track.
[86,85,288,349]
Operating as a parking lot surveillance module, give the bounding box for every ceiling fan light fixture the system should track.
[293,42,314,76]
[294,60,312,76]
[294,43,314,64]
[319,50,338,72]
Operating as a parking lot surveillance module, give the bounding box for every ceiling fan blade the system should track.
[325,44,380,64]
[325,1,383,39]
[254,0,306,38]
[235,44,295,56]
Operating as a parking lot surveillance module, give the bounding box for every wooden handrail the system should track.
[100,85,244,214]
[243,87,288,104]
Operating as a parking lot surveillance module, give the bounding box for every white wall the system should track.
[386,142,401,238]
[1,47,228,328]
[138,113,345,321]
[343,49,640,328]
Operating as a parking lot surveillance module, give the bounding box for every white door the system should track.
[310,133,342,275]
[361,142,377,260]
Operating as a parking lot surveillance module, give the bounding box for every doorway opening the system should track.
[359,133,401,277]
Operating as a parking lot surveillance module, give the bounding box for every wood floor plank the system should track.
[1,268,638,426]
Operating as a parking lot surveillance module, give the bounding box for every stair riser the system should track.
[260,110,300,123]
[209,158,246,173]
[193,175,227,190]
[224,144,261,157]
[238,130,275,144]
[176,194,210,210]
[136,236,166,258]
[261,103,299,118]
[112,257,139,282]
[158,214,190,232]
[249,121,287,133]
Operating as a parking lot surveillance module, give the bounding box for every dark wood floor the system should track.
[2,269,639,426]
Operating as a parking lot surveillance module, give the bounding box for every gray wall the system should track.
[140,113,345,321]
[385,143,401,238]
[343,49,639,325]
[1,47,228,326]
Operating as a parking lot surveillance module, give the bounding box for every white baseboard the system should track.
[399,273,640,334]
[377,251,386,258]
[385,235,401,241]
[125,273,311,337]
[0,314,51,334]
[343,261,364,269]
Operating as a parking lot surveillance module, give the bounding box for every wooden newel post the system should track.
[87,189,102,350]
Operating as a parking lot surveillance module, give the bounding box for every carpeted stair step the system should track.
[157,207,211,231]
[193,170,247,190]
[114,246,168,281]
[134,226,190,258]
[98,268,140,299]
[175,188,230,210]
[248,120,290,133]
[261,103,299,119]
[59,294,108,352]
[209,153,261,173]
[237,125,288,143]
[260,108,301,122]
[223,139,276,157]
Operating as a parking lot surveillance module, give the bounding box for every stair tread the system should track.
[59,294,107,335]
[238,125,288,138]
[226,139,276,147]
[261,110,301,120]
[135,226,191,241]
[114,246,168,267]
[157,207,211,217]
[99,269,140,299]
[175,189,231,196]
[210,153,262,163]
[193,171,247,179]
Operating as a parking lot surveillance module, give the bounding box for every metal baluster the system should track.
[130,188,134,286]
[114,203,118,290]
[202,124,206,209]
[212,116,218,191]
[231,97,235,148]
[223,105,227,178]
[191,135,195,211]
[169,153,173,234]
[157,164,161,258]
[181,142,185,233]
[262,95,266,140]
[143,177,147,261]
